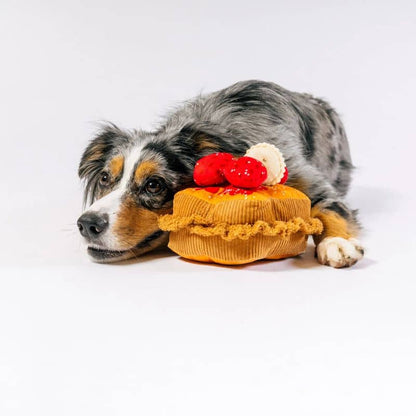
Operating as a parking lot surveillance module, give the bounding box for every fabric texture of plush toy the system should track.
[158,144,323,265]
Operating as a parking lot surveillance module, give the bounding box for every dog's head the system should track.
[77,123,201,262]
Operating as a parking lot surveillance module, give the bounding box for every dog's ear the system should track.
[177,123,250,158]
[78,123,131,206]
[79,123,126,179]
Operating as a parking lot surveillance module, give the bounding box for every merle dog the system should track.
[77,80,364,267]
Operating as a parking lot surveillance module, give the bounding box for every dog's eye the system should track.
[144,178,164,195]
[99,172,110,186]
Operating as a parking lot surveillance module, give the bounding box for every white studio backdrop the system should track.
[1,1,415,415]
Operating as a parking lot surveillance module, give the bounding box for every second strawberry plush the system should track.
[224,156,267,188]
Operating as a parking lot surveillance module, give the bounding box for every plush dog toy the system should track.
[158,144,323,265]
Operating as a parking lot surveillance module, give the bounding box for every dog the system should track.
[77,80,364,267]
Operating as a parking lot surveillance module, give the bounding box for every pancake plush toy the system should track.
[158,144,323,265]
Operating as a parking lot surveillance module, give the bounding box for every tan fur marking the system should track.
[134,160,159,183]
[311,205,357,245]
[112,196,169,249]
[198,139,219,152]
[109,155,124,178]
[193,133,219,152]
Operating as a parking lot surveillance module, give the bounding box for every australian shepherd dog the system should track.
[77,80,364,267]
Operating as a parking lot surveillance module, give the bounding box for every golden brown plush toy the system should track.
[158,144,323,265]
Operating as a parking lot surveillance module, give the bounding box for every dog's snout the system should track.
[77,212,109,241]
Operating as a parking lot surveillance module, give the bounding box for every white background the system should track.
[1,1,415,415]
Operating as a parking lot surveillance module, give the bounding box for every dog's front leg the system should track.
[311,200,364,268]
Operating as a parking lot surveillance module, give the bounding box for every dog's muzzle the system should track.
[77,212,109,242]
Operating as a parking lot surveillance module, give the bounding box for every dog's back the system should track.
[161,80,353,200]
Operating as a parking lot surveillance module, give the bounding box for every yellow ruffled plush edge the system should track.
[158,214,323,242]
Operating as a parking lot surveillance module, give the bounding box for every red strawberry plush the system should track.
[193,152,234,186]
[224,156,267,188]
[280,167,288,185]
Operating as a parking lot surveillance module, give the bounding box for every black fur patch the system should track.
[324,201,351,219]
[226,82,280,117]
[143,142,189,175]
[339,159,353,170]
[290,102,316,159]
[135,229,164,249]
[311,195,326,206]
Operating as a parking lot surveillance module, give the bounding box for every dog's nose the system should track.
[77,212,109,241]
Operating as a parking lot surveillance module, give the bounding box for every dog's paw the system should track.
[316,237,364,268]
